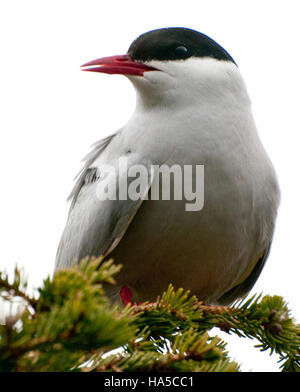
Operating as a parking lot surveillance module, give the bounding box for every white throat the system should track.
[128,57,251,112]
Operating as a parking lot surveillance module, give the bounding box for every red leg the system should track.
[120,286,133,306]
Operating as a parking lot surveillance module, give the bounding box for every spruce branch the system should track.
[0,267,37,309]
[130,285,300,371]
[88,329,238,372]
[0,259,299,372]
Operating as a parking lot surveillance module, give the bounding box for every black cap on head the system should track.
[128,27,236,65]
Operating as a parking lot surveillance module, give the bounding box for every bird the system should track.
[55,27,280,306]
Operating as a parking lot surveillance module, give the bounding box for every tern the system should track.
[56,27,280,306]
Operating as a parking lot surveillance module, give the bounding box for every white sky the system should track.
[0,0,299,372]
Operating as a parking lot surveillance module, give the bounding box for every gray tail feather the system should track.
[217,244,271,305]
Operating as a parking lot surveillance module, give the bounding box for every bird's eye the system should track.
[174,45,189,58]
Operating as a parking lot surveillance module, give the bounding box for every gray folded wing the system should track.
[55,133,153,269]
[67,133,116,211]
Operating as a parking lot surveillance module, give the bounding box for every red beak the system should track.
[81,54,158,76]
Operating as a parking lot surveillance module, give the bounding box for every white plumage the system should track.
[56,31,280,305]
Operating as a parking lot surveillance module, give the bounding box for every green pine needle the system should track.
[0,257,299,372]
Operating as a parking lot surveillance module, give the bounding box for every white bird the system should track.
[55,27,280,306]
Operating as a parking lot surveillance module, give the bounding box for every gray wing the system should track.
[217,244,272,305]
[68,133,116,211]
[55,135,153,269]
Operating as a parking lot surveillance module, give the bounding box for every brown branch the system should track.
[0,277,37,309]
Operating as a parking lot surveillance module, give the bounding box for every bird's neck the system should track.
[132,61,251,114]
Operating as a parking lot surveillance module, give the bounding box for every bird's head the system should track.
[81,27,242,108]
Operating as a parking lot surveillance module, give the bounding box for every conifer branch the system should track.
[0,268,37,308]
[0,258,299,372]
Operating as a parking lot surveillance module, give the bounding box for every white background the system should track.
[0,0,299,372]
